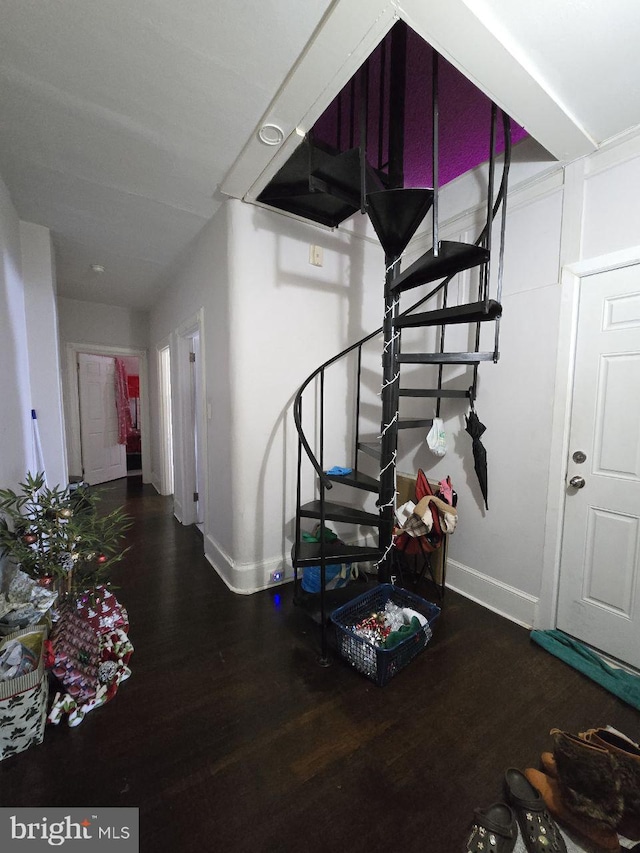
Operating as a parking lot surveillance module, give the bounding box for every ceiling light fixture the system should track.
[90,264,105,274]
[258,123,284,146]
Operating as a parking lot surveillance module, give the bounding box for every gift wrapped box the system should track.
[49,586,132,725]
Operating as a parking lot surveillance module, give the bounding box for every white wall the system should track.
[20,221,67,487]
[148,202,234,557]
[0,177,68,581]
[57,297,148,350]
[0,178,32,489]
[228,201,384,588]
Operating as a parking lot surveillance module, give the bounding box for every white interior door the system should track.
[557,263,640,668]
[78,353,127,485]
[189,333,204,526]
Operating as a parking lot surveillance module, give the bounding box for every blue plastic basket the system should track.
[330,584,440,686]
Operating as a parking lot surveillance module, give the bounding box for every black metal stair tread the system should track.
[397,418,433,429]
[257,192,359,228]
[391,241,490,293]
[325,469,380,492]
[293,540,382,567]
[257,140,360,227]
[399,388,471,398]
[366,188,434,259]
[310,148,385,209]
[357,441,381,461]
[395,299,502,328]
[299,500,382,526]
[293,580,374,621]
[397,351,497,364]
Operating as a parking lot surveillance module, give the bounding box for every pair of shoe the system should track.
[525,727,640,852]
[464,768,566,852]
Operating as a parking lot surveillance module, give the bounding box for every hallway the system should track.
[1,477,638,852]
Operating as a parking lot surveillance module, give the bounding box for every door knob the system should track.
[569,476,586,489]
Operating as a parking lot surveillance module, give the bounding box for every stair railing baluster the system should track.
[484,103,497,306]
[349,78,356,149]
[359,61,369,213]
[378,35,387,173]
[435,282,448,418]
[319,366,328,663]
[494,112,511,360]
[388,22,406,188]
[354,345,363,469]
[295,395,303,591]
[319,367,325,476]
[432,50,439,257]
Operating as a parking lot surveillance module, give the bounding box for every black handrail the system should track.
[293,111,512,493]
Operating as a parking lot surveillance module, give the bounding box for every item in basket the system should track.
[384,616,424,649]
[384,601,406,632]
[341,635,377,679]
[353,613,391,645]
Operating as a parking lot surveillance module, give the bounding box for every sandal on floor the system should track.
[464,803,517,852]
[505,768,567,853]
[524,768,620,852]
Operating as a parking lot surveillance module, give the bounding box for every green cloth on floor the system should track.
[384,616,422,650]
[530,629,640,711]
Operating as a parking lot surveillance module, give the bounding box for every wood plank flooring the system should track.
[1,476,638,852]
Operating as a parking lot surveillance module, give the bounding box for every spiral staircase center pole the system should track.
[378,254,401,581]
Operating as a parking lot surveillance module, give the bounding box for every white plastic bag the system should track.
[426,417,447,457]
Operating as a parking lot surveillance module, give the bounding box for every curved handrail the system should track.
[294,113,512,492]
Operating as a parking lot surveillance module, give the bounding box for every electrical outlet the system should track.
[309,244,323,267]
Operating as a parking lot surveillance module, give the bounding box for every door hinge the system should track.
[189,352,196,363]
[193,491,199,502]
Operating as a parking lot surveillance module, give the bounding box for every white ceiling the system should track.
[1,0,639,311]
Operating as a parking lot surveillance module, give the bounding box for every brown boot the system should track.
[550,728,624,831]
[525,768,620,851]
[581,728,640,841]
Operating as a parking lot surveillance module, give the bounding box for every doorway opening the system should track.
[64,343,150,486]
[539,247,640,671]
[174,311,206,531]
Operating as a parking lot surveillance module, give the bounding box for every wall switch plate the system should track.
[309,244,323,267]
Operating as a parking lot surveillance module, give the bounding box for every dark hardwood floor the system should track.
[1,477,638,852]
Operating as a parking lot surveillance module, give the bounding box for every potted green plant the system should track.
[0,472,132,599]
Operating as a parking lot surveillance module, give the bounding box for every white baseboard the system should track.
[204,533,291,594]
[173,498,184,524]
[446,558,538,629]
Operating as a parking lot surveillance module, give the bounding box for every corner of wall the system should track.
[445,558,538,629]
[204,532,291,595]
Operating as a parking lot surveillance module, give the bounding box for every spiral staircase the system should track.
[258,26,512,659]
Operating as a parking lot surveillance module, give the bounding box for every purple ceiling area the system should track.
[313,23,528,189]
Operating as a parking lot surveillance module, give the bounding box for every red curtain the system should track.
[114,358,132,445]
